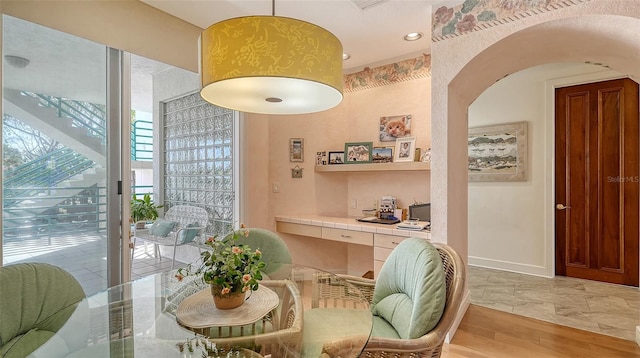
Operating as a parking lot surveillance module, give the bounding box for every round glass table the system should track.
[28,265,373,358]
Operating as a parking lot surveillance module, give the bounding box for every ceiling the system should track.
[3,1,446,113]
[140,0,443,72]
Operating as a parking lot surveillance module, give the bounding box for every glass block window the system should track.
[162,92,236,237]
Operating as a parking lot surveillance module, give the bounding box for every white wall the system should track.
[467,62,622,277]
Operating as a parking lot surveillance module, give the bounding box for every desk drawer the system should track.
[374,246,394,261]
[321,227,373,246]
[276,222,322,238]
[374,233,408,250]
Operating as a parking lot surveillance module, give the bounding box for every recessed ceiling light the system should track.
[404,32,423,41]
[343,53,351,60]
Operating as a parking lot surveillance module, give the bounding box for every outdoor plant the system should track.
[130,193,162,224]
[176,226,265,298]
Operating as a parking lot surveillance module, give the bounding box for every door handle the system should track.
[556,204,571,210]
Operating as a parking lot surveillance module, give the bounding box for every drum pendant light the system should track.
[199,0,344,114]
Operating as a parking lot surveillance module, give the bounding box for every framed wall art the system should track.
[394,136,416,162]
[379,114,412,142]
[372,147,393,163]
[328,151,344,164]
[468,121,527,182]
[344,142,373,164]
[290,138,304,162]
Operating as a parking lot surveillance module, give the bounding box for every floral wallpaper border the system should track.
[432,0,592,42]
[343,54,431,93]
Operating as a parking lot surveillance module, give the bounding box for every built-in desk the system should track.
[275,215,430,278]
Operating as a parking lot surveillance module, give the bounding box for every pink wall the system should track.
[241,75,432,269]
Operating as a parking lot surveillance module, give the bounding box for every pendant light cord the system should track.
[272,0,275,16]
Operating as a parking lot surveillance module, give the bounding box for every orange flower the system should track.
[243,229,249,237]
[240,223,246,228]
[242,274,252,283]
[221,287,231,295]
[175,273,184,282]
[232,246,243,254]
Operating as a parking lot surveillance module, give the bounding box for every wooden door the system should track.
[555,78,639,286]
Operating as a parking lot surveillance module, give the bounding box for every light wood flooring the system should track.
[443,305,640,358]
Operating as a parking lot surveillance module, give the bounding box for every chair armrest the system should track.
[335,274,375,304]
[321,335,370,358]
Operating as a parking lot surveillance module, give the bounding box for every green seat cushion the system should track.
[302,308,372,358]
[0,263,85,353]
[371,238,446,339]
[0,329,60,358]
[178,222,199,244]
[149,219,177,237]
[371,316,401,339]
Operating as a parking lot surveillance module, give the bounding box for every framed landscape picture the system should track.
[468,121,527,182]
[344,142,373,164]
[372,147,393,163]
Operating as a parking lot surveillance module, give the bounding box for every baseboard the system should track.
[636,326,640,347]
[445,289,470,343]
[468,256,552,278]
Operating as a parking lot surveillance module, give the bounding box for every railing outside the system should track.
[132,120,153,161]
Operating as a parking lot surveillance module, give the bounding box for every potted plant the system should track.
[130,193,162,229]
[176,226,265,309]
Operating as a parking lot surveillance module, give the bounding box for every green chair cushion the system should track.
[302,308,372,358]
[0,263,85,356]
[371,238,446,340]
[370,315,401,339]
[0,329,58,358]
[149,219,177,237]
[225,228,292,280]
[178,222,199,244]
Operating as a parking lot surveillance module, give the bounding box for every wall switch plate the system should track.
[272,182,280,193]
[351,199,357,209]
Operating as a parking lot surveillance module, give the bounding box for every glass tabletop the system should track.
[29,265,373,358]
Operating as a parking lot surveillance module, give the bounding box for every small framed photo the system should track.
[372,147,393,163]
[290,138,304,162]
[394,136,416,162]
[344,142,373,164]
[328,151,344,164]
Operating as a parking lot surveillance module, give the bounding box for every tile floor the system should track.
[2,234,186,296]
[4,236,639,342]
[468,265,640,341]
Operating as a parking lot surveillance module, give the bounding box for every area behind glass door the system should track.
[2,15,113,295]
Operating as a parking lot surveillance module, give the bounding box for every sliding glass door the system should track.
[2,15,123,294]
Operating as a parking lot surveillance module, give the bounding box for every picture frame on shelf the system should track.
[290,138,304,162]
[328,151,344,164]
[468,121,527,182]
[394,136,416,162]
[372,147,393,163]
[344,142,373,164]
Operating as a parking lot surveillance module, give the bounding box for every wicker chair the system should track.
[131,205,209,270]
[318,242,466,358]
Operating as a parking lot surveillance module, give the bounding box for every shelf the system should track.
[314,161,430,172]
